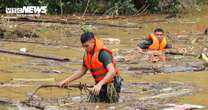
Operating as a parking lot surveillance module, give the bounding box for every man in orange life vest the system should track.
[137,28,172,50]
[137,28,172,61]
[58,32,122,103]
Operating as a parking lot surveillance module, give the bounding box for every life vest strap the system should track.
[90,67,105,72]
[93,72,106,79]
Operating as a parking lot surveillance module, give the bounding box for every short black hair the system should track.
[154,28,164,33]
[80,32,95,44]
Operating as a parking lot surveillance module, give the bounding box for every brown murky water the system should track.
[0,8,208,110]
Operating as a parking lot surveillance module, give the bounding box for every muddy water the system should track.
[0,81,195,110]
[0,10,208,110]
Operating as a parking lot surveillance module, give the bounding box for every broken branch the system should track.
[12,78,55,82]
[0,48,70,62]
[29,83,93,101]
[165,51,198,57]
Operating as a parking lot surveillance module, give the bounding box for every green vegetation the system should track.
[0,0,207,15]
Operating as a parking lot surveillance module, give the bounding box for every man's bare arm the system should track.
[58,66,88,87]
[91,63,116,95]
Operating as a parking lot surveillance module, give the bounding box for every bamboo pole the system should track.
[0,48,70,62]
[12,78,55,82]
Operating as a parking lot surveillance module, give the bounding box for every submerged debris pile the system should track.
[0,81,196,110]
[120,81,195,110]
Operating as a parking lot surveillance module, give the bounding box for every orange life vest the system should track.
[148,33,167,50]
[84,38,119,83]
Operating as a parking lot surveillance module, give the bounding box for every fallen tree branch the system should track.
[0,84,34,88]
[21,101,44,110]
[22,83,93,110]
[139,89,191,101]
[28,83,93,101]
[0,48,70,62]
[0,39,80,48]
[128,64,205,73]
[0,98,44,110]
[0,39,82,52]
[4,17,167,29]
[12,78,55,82]
[165,51,198,57]
[5,17,137,28]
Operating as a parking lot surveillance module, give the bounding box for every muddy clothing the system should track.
[138,35,172,49]
[88,76,122,103]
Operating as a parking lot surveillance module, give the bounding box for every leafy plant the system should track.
[105,0,137,16]
[146,0,180,14]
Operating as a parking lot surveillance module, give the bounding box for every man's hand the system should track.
[136,47,145,54]
[58,80,68,87]
[58,66,88,88]
[90,83,102,95]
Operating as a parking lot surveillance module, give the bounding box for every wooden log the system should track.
[21,101,44,110]
[165,51,198,57]
[0,48,70,62]
[0,39,80,48]
[0,84,34,88]
[28,83,93,101]
[5,17,167,29]
[5,17,138,28]
[36,84,93,89]
[12,78,55,82]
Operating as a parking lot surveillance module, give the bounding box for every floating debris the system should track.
[71,96,82,103]
[41,70,64,74]
[0,27,39,39]
[102,38,121,45]
[201,53,208,63]
[19,47,28,53]
[159,65,203,73]
[128,64,205,74]
[163,103,205,110]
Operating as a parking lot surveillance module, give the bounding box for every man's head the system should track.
[154,28,164,40]
[80,32,95,52]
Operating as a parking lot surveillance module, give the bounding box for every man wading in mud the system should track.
[137,28,172,61]
[58,32,122,103]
